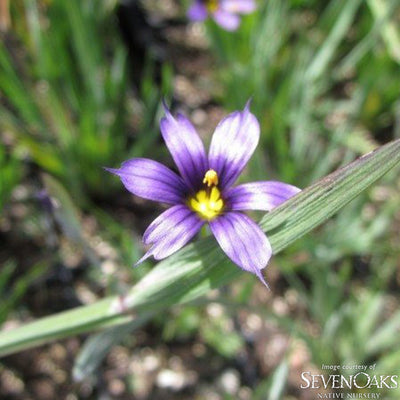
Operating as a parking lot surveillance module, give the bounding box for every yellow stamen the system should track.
[205,0,219,13]
[189,186,224,220]
[203,169,219,187]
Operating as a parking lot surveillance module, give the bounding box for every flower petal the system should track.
[209,212,271,287]
[208,102,260,189]
[105,158,187,204]
[160,106,208,191]
[220,0,257,14]
[212,10,241,31]
[226,181,301,211]
[137,205,204,263]
[142,205,194,245]
[187,1,208,21]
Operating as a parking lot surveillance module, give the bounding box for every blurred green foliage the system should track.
[207,0,400,184]
[0,261,47,325]
[0,0,174,206]
[1,0,129,203]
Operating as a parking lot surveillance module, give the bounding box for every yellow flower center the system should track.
[205,0,219,13]
[189,169,224,220]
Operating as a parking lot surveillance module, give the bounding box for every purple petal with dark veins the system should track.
[142,204,196,245]
[105,158,187,204]
[160,106,208,191]
[212,10,241,31]
[187,0,208,21]
[136,205,204,264]
[220,0,257,14]
[225,181,301,211]
[209,212,271,287]
[208,102,260,189]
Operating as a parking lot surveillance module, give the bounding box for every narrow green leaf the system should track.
[367,0,400,64]
[0,263,48,324]
[0,297,133,356]
[268,359,289,400]
[0,43,43,129]
[366,310,400,354]
[73,312,154,381]
[42,174,99,265]
[306,0,363,81]
[355,294,383,341]
[0,139,399,356]
[0,261,16,298]
[63,0,104,106]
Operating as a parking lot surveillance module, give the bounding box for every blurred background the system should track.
[0,0,400,399]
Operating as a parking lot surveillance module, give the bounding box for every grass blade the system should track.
[306,0,363,81]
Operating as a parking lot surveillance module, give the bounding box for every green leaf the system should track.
[0,139,399,356]
[367,0,400,64]
[268,359,289,400]
[42,174,100,265]
[0,262,48,325]
[366,310,400,354]
[306,0,363,81]
[73,312,154,381]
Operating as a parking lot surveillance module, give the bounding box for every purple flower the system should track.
[106,103,300,287]
[187,0,257,31]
